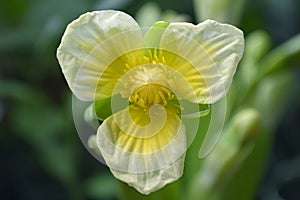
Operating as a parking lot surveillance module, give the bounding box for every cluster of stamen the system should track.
[123,49,167,73]
[129,84,175,108]
[123,49,176,109]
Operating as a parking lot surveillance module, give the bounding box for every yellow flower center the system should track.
[98,48,204,104]
[129,83,175,108]
[116,49,178,110]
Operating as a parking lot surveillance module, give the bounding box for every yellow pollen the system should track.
[120,49,179,110]
[130,84,174,108]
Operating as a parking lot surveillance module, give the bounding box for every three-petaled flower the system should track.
[57,10,244,194]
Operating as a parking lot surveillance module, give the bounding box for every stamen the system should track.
[147,50,153,61]
[143,56,150,63]
[153,91,161,104]
[162,56,166,65]
[153,53,160,64]
[124,49,178,109]
[160,87,172,99]
[129,83,175,109]
[159,49,163,60]
[138,98,146,107]
[158,91,167,106]
[124,63,131,71]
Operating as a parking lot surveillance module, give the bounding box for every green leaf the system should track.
[252,71,294,127]
[227,30,272,111]
[258,33,300,77]
[222,128,273,200]
[243,30,272,63]
[187,108,261,200]
[238,30,271,87]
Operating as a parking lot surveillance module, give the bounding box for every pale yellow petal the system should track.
[96,106,186,174]
[160,20,244,104]
[110,154,185,194]
[57,10,144,100]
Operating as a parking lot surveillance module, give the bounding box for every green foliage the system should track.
[84,173,119,199]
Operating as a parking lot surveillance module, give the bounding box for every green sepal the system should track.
[94,94,128,121]
[94,97,112,121]
[143,21,169,48]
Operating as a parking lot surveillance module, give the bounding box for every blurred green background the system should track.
[1,0,300,199]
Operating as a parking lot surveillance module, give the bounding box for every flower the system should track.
[57,10,244,194]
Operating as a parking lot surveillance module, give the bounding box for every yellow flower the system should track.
[57,10,244,194]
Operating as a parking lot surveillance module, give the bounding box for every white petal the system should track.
[57,10,144,100]
[160,20,244,104]
[110,155,185,195]
[96,106,186,193]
